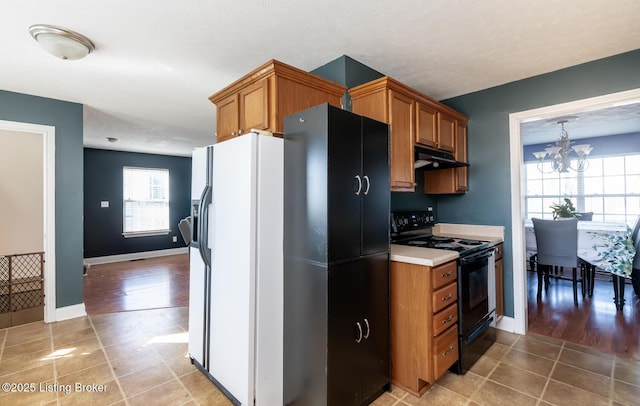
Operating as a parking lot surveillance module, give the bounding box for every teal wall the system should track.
[440,49,640,317]
[312,55,385,89]
[0,90,84,308]
[84,148,191,258]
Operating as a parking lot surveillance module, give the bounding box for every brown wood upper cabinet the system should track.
[424,117,468,194]
[209,60,346,143]
[436,111,456,153]
[415,102,438,149]
[349,76,468,192]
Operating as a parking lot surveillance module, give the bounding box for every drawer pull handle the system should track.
[441,293,454,301]
[442,315,454,324]
[443,345,455,356]
[441,271,453,278]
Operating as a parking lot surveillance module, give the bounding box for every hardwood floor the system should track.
[527,269,640,361]
[83,254,189,315]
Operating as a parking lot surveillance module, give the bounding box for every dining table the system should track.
[525,220,637,311]
[576,221,636,310]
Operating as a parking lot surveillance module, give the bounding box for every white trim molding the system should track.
[0,120,56,323]
[508,87,640,336]
[55,303,87,321]
[84,247,188,266]
[496,316,516,334]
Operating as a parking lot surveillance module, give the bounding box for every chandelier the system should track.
[532,119,593,173]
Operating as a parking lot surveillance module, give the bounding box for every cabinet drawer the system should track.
[433,325,459,379]
[432,261,457,290]
[432,282,457,313]
[432,303,458,337]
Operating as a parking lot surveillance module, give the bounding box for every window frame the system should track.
[524,153,640,226]
[122,166,171,238]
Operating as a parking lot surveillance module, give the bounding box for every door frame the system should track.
[508,88,640,335]
[0,120,56,323]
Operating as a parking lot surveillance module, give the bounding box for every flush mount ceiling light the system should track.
[29,24,95,60]
[532,118,593,173]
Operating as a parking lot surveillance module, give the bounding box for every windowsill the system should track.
[122,230,171,238]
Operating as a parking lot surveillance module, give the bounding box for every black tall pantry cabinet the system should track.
[283,103,390,406]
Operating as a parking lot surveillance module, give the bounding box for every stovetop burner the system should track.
[431,236,455,243]
[394,235,491,255]
[457,239,484,246]
[390,210,493,256]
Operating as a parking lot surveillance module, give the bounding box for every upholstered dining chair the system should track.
[631,215,640,296]
[631,214,640,242]
[577,212,593,221]
[532,217,586,306]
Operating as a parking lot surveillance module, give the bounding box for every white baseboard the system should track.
[496,315,520,334]
[83,247,188,266]
[54,303,87,322]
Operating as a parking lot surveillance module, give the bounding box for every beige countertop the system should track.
[390,245,459,267]
[390,223,505,267]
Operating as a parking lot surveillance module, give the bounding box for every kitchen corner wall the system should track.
[312,55,437,213]
[0,89,83,309]
[313,50,640,319]
[83,148,191,258]
[439,48,640,318]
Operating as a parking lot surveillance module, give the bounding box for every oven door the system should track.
[458,248,494,334]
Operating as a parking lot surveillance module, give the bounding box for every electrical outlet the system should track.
[172,236,177,242]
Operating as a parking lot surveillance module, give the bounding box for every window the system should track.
[524,153,640,226]
[123,167,170,237]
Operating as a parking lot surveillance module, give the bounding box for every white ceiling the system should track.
[3,0,640,157]
[521,102,640,146]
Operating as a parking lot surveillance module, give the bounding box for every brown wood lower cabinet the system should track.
[390,260,459,396]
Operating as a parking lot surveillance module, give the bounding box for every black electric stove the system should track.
[390,210,492,256]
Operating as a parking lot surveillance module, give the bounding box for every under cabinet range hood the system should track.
[414,146,469,170]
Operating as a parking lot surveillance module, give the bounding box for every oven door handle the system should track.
[460,248,495,265]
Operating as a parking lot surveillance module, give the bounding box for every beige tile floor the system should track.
[1,307,639,406]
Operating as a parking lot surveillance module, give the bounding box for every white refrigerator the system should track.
[188,133,283,406]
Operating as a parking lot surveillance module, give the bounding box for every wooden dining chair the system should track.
[532,218,586,306]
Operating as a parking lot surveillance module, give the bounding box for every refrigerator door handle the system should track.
[208,193,215,254]
[354,175,362,195]
[198,186,212,267]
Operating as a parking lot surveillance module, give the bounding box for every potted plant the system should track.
[550,198,579,220]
